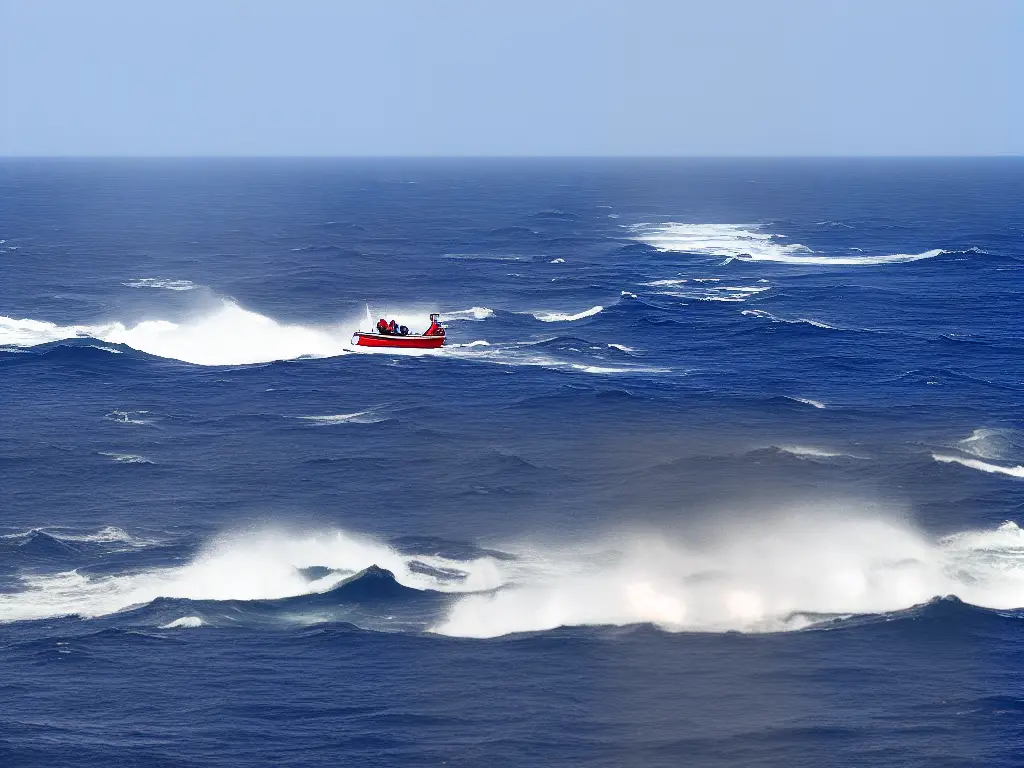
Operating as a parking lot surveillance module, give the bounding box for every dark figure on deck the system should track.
[376,318,389,334]
[399,325,409,336]
[388,320,398,334]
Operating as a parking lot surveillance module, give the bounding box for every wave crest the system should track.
[629,222,945,266]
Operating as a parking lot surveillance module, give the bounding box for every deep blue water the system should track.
[1,158,1023,766]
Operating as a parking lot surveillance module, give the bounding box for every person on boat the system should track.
[376,318,389,334]
[388,319,399,334]
[425,314,445,336]
[399,325,409,336]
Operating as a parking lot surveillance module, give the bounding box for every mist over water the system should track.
[1,158,1022,767]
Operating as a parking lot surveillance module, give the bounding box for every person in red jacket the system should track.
[425,313,445,336]
[388,319,398,334]
[376,318,389,334]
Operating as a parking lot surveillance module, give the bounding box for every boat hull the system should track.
[352,332,446,349]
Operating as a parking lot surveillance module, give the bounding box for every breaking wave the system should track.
[295,411,386,425]
[629,223,945,266]
[0,301,355,366]
[122,278,198,291]
[931,428,1024,478]
[0,528,503,624]
[932,454,1024,479]
[531,306,604,322]
[741,309,841,330]
[435,515,1024,637]
[99,452,155,465]
[442,306,494,321]
[3,516,1023,638]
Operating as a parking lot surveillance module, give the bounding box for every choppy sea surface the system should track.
[1,158,1022,767]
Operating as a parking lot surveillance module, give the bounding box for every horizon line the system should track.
[2,154,1022,160]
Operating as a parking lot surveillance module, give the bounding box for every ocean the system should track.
[1,158,1022,766]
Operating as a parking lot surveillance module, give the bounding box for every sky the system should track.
[1,0,1020,156]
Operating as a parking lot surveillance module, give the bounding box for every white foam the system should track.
[433,514,1024,637]
[0,526,154,551]
[932,454,1024,479]
[774,445,858,459]
[0,301,357,366]
[442,307,494,321]
[607,343,635,353]
[56,526,144,545]
[0,528,505,623]
[549,258,566,264]
[123,278,198,291]
[742,309,839,329]
[531,306,604,323]
[647,280,771,303]
[790,397,827,409]
[106,410,153,425]
[959,428,1022,461]
[296,412,384,425]
[99,452,154,464]
[161,616,205,628]
[630,223,944,266]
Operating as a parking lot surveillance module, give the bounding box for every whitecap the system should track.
[123,278,198,291]
[161,616,205,628]
[774,445,861,459]
[0,527,505,623]
[296,412,384,425]
[99,452,154,464]
[531,306,604,323]
[789,397,826,409]
[442,307,494,321]
[629,222,945,266]
[932,454,1024,479]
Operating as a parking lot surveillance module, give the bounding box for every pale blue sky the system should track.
[1,0,1020,156]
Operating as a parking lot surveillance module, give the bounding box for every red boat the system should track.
[352,313,446,349]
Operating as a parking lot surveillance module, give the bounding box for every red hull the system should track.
[353,332,446,349]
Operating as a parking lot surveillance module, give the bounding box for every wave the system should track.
[444,253,535,262]
[0,300,356,366]
[122,278,197,291]
[932,454,1024,479]
[295,412,386,426]
[434,516,1024,637]
[786,396,827,409]
[105,410,154,425]
[1,525,147,546]
[629,223,946,266]
[161,616,205,629]
[958,427,1023,462]
[99,452,155,465]
[441,306,494,321]
[741,309,841,330]
[648,282,772,303]
[531,306,604,323]
[0,528,503,624]
[4,516,1023,637]
[773,445,863,460]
